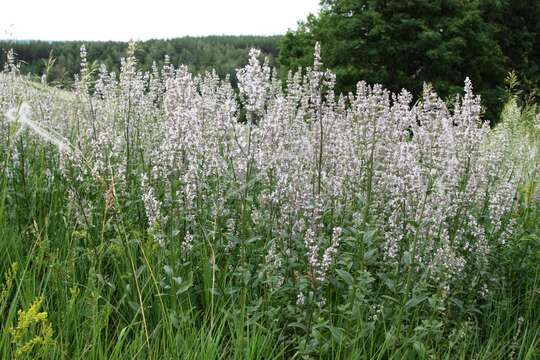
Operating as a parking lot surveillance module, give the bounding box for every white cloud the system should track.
[0,0,320,41]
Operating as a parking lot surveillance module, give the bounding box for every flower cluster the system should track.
[0,44,523,304]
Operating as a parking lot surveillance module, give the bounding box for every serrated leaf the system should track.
[176,278,192,295]
[128,300,140,312]
[176,272,193,295]
[363,229,377,243]
[449,297,464,310]
[405,295,428,308]
[403,251,412,265]
[163,265,173,276]
[385,331,396,346]
[336,269,354,285]
[327,325,345,344]
[383,278,396,292]
[363,248,377,262]
[413,340,426,357]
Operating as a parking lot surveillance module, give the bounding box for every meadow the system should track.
[0,44,539,359]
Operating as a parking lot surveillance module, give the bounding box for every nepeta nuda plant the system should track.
[0,43,523,313]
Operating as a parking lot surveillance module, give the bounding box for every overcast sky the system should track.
[0,0,320,41]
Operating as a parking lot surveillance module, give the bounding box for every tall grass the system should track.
[0,44,538,359]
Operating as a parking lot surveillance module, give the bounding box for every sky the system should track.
[0,0,320,41]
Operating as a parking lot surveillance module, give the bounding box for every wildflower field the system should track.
[0,44,539,359]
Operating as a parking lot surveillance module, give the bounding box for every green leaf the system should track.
[363,248,377,262]
[326,325,345,344]
[175,278,192,295]
[413,340,427,357]
[336,269,354,285]
[363,229,377,244]
[245,236,260,244]
[287,322,308,331]
[403,251,412,265]
[406,295,428,308]
[382,295,400,304]
[383,278,396,292]
[128,301,140,312]
[385,331,397,347]
[163,265,173,276]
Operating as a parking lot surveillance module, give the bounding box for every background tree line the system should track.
[0,36,280,86]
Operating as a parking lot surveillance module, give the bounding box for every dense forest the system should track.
[0,36,281,86]
[279,0,540,121]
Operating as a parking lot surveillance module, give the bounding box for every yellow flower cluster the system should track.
[9,296,54,357]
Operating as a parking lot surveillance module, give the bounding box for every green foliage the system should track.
[280,0,540,122]
[481,0,540,101]
[0,36,280,87]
